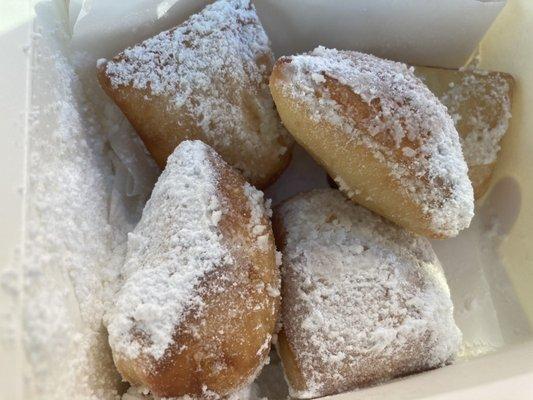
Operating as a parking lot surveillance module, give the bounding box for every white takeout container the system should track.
[1,0,533,399]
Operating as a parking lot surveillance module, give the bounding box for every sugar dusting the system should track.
[19,2,520,400]
[122,383,267,400]
[440,70,512,166]
[102,0,290,180]
[276,190,461,398]
[106,141,233,361]
[22,2,282,397]
[277,47,474,236]
[22,3,123,398]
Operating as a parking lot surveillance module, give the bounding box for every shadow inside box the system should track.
[266,146,530,369]
[264,144,330,206]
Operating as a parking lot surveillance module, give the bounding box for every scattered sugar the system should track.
[102,0,290,180]
[353,244,364,254]
[257,235,270,250]
[244,182,274,252]
[106,141,233,361]
[439,70,512,166]
[96,58,106,68]
[22,3,124,398]
[266,285,280,298]
[257,334,273,356]
[278,47,474,236]
[253,226,266,235]
[122,382,267,400]
[311,72,326,84]
[277,190,461,398]
[402,146,417,157]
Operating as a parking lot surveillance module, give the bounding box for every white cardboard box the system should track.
[1,0,532,399]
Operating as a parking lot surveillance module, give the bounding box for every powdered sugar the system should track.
[22,4,123,398]
[333,176,359,198]
[104,0,268,101]
[101,0,290,181]
[276,190,461,398]
[275,251,283,267]
[277,47,474,236]
[106,141,233,361]
[439,71,512,166]
[122,382,267,400]
[244,182,273,252]
[18,1,524,399]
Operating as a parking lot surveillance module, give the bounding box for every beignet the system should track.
[270,47,474,238]
[97,0,292,188]
[273,189,461,398]
[105,140,280,398]
[415,66,514,199]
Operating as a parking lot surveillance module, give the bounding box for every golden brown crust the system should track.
[113,146,280,398]
[270,64,443,238]
[271,209,308,394]
[96,69,177,167]
[97,65,292,189]
[272,189,461,398]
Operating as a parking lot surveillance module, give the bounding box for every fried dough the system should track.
[273,189,461,398]
[106,140,280,398]
[270,47,474,238]
[415,66,514,199]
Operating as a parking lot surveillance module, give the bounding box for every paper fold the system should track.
[70,0,506,68]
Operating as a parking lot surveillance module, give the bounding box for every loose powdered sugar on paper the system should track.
[23,3,125,398]
[122,382,268,400]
